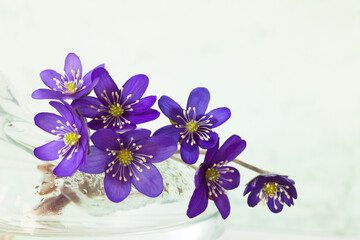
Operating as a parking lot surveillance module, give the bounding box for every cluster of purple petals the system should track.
[187,135,246,219]
[243,174,297,213]
[32,52,297,218]
[32,53,160,179]
[80,129,177,202]
[32,53,103,100]
[154,87,231,165]
[72,68,159,131]
[33,101,89,177]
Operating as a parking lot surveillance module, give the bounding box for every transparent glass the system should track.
[0,75,224,240]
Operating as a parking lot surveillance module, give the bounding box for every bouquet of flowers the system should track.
[31,53,297,220]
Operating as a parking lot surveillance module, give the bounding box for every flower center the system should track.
[205,168,220,182]
[263,182,277,197]
[109,104,124,117]
[176,107,213,146]
[187,120,199,132]
[65,81,77,94]
[64,132,80,146]
[117,149,133,166]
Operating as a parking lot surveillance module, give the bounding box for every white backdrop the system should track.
[1,0,359,238]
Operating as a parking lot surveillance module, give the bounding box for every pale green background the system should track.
[0,0,359,239]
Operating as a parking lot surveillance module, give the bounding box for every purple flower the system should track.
[154,88,231,164]
[187,135,246,219]
[72,68,159,131]
[243,174,297,213]
[80,129,177,202]
[33,101,89,177]
[32,53,103,100]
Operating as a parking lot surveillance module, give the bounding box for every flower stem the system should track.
[170,155,198,171]
[231,159,267,174]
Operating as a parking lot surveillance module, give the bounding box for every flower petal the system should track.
[267,196,284,213]
[218,166,240,190]
[121,74,149,104]
[87,119,136,131]
[206,107,231,128]
[203,138,219,167]
[287,184,297,199]
[137,136,177,163]
[284,176,295,185]
[31,89,67,100]
[49,101,75,124]
[125,109,160,124]
[180,140,199,164]
[186,87,210,116]
[247,188,262,207]
[53,100,83,133]
[79,146,113,174]
[71,82,98,99]
[281,192,294,207]
[34,140,65,161]
[93,68,119,105]
[213,193,231,219]
[252,175,268,189]
[120,129,151,145]
[87,119,107,130]
[114,124,137,133]
[34,112,64,134]
[131,162,163,197]
[153,125,182,143]
[72,96,103,118]
[91,129,122,151]
[82,64,105,86]
[275,176,297,199]
[104,168,131,203]
[64,53,82,81]
[158,95,183,123]
[131,96,157,114]
[212,135,246,165]
[243,177,259,196]
[72,66,104,99]
[186,183,208,218]
[194,166,206,188]
[197,131,218,149]
[39,69,63,89]
[53,146,84,177]
[79,119,89,149]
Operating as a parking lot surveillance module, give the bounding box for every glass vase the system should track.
[0,74,224,240]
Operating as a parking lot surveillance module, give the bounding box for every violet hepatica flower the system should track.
[154,87,231,164]
[244,174,297,213]
[80,129,177,202]
[33,101,89,177]
[72,68,159,131]
[187,135,246,219]
[32,53,103,100]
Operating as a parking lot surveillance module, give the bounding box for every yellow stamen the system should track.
[187,120,199,132]
[64,132,80,146]
[205,168,220,182]
[117,149,133,166]
[264,182,277,197]
[109,104,124,117]
[65,82,77,94]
